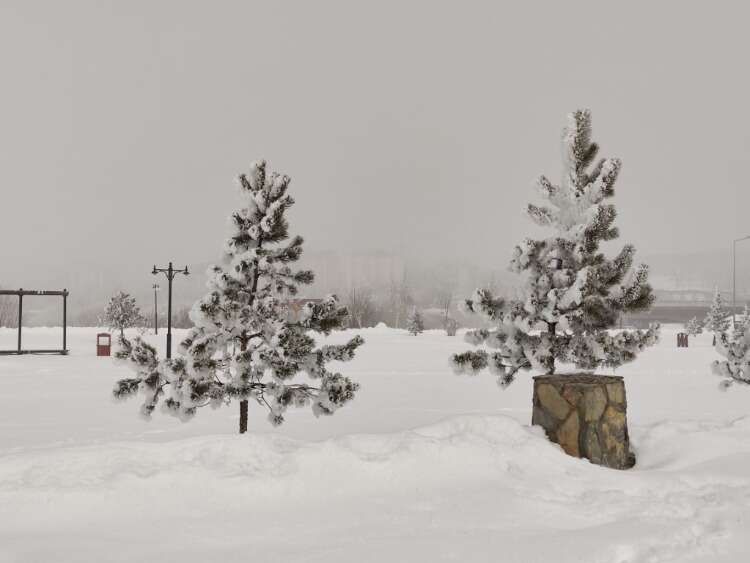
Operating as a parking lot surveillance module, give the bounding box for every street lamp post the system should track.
[152,284,160,335]
[152,262,189,358]
[732,236,750,328]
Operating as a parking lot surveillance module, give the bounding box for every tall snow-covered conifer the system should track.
[704,288,730,345]
[452,110,658,386]
[114,160,364,433]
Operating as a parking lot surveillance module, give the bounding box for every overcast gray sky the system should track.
[1,0,749,282]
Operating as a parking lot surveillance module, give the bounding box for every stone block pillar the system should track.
[531,374,635,469]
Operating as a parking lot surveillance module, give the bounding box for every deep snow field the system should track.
[1,325,749,563]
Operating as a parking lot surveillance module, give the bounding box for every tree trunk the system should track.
[239,399,248,434]
[532,374,635,469]
[238,233,261,436]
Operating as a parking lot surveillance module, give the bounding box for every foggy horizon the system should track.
[2,1,750,287]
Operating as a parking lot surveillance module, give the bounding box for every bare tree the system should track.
[172,306,194,329]
[434,283,453,330]
[346,287,377,328]
[387,274,412,329]
[0,289,19,328]
[427,264,458,334]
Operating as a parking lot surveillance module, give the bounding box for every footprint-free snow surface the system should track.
[1,326,749,562]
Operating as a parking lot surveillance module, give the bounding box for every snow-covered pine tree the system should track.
[685,316,703,336]
[406,307,424,335]
[444,317,459,336]
[713,330,750,388]
[113,160,364,433]
[704,288,730,345]
[452,109,658,386]
[103,292,145,338]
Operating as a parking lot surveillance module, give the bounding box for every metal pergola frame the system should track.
[0,289,69,355]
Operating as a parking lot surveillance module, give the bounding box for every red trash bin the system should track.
[97,333,111,356]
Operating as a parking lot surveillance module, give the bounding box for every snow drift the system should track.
[2,414,750,563]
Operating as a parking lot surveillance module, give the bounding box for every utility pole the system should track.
[152,284,160,335]
[732,236,750,328]
[152,262,189,358]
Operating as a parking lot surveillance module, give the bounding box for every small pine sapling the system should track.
[102,292,146,338]
[452,109,658,386]
[704,288,730,345]
[113,160,364,433]
[444,317,459,336]
[685,316,703,337]
[406,307,424,335]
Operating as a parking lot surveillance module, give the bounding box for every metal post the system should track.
[732,236,750,328]
[167,263,173,359]
[153,284,159,335]
[152,262,188,360]
[63,289,67,353]
[732,240,737,330]
[17,290,22,353]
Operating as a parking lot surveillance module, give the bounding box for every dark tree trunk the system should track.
[238,234,261,436]
[239,399,248,434]
[238,329,250,434]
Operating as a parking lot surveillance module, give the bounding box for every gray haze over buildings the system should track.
[2,1,750,322]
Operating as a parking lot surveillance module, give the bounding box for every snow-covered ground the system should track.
[1,326,749,562]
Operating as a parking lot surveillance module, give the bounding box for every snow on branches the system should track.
[406,307,424,335]
[102,292,146,337]
[713,331,750,388]
[113,160,364,430]
[685,316,703,336]
[704,288,730,341]
[735,304,750,338]
[452,110,658,387]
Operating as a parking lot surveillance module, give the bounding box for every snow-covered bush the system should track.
[704,288,730,344]
[734,304,750,338]
[406,307,424,335]
[713,331,750,388]
[102,292,146,337]
[113,160,364,432]
[685,317,703,336]
[452,109,658,386]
